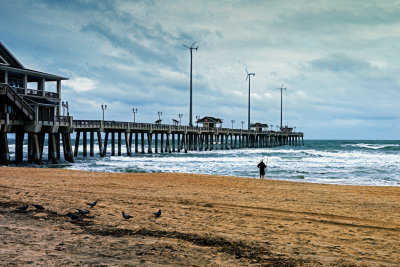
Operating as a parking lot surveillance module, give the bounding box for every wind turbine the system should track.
[277,84,287,131]
[183,41,198,126]
[246,68,255,130]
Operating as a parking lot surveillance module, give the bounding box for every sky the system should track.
[1,0,399,139]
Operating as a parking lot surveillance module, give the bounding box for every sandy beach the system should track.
[0,167,399,266]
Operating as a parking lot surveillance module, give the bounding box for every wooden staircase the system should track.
[0,83,35,121]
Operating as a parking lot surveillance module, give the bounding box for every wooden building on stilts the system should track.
[0,41,74,165]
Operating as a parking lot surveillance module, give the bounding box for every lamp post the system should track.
[277,84,287,131]
[178,113,183,125]
[158,111,162,121]
[183,41,198,126]
[294,126,296,132]
[132,108,138,123]
[241,121,244,130]
[231,119,235,129]
[271,124,273,131]
[246,69,255,130]
[101,104,107,121]
[276,125,279,131]
[196,115,200,127]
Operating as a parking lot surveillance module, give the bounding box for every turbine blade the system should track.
[192,41,197,47]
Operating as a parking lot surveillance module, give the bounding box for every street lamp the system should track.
[132,108,138,123]
[241,121,244,130]
[276,125,279,131]
[158,111,162,121]
[231,119,235,129]
[270,124,273,131]
[178,113,183,125]
[294,126,296,132]
[101,104,107,121]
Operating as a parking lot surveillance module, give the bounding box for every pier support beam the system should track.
[0,132,10,165]
[15,132,24,164]
[111,132,115,156]
[125,132,131,156]
[147,133,152,153]
[74,131,80,157]
[97,131,103,156]
[118,132,122,156]
[135,132,138,153]
[141,132,145,154]
[102,132,109,157]
[83,131,87,157]
[89,132,94,157]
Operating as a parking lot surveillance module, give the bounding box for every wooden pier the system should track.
[72,120,304,157]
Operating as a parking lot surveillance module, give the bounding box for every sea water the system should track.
[5,139,400,186]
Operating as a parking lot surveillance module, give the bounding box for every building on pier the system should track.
[196,116,223,128]
[0,41,74,165]
[250,123,268,132]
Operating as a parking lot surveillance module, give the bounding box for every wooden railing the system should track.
[0,83,35,121]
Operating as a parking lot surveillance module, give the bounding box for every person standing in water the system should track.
[257,159,267,179]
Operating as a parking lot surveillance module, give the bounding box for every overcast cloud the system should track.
[1,0,399,139]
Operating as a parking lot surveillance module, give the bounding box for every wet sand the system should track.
[0,167,399,266]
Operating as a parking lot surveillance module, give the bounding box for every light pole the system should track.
[132,108,138,123]
[231,119,235,129]
[183,41,198,126]
[196,115,200,127]
[101,104,107,121]
[276,125,279,131]
[178,113,183,125]
[277,84,287,131]
[158,111,162,121]
[246,69,255,130]
[294,126,296,132]
[241,121,244,130]
[270,124,273,131]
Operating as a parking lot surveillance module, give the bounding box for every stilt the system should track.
[83,131,87,157]
[102,132,109,157]
[32,133,41,164]
[135,132,138,153]
[48,133,58,164]
[160,133,164,153]
[111,132,115,156]
[125,132,131,156]
[15,132,24,163]
[141,132,145,154]
[74,131,80,157]
[147,132,152,153]
[97,131,103,156]
[177,133,181,152]
[172,133,175,152]
[155,133,158,153]
[90,131,94,157]
[39,133,45,161]
[166,133,171,153]
[118,132,122,156]
[0,132,10,165]
[56,133,61,160]
[28,132,33,163]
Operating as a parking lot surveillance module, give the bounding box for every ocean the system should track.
[5,139,400,186]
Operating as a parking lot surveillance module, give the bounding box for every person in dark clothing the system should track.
[257,159,267,179]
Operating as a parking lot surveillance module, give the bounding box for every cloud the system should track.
[64,77,98,92]
[309,53,376,73]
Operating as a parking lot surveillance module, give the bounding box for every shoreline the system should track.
[1,167,399,265]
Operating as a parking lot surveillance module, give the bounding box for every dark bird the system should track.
[86,200,97,208]
[67,213,79,220]
[153,209,162,218]
[18,204,29,211]
[33,204,44,210]
[122,211,132,220]
[77,209,90,215]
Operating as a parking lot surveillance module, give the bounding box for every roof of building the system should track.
[250,122,268,128]
[196,116,223,123]
[0,41,68,81]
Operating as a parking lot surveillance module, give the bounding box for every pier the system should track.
[72,120,304,157]
[0,41,303,165]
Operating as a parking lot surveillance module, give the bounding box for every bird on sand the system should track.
[122,211,132,220]
[66,213,79,220]
[77,209,90,215]
[86,200,97,208]
[33,204,44,210]
[153,209,162,218]
[18,204,29,211]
